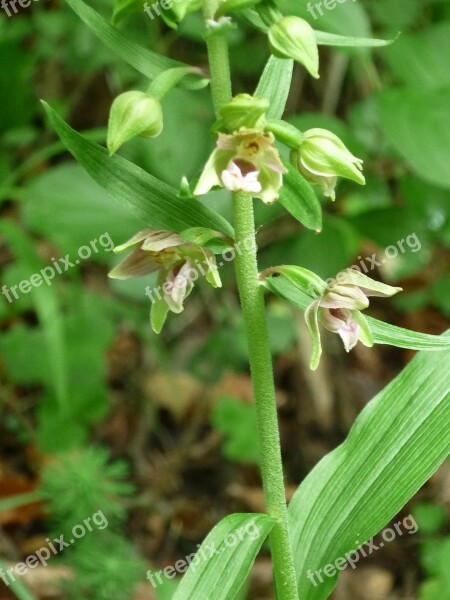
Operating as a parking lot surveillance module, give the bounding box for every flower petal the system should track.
[163,261,195,313]
[221,161,263,193]
[337,318,359,352]
[113,229,156,254]
[339,271,403,298]
[141,230,184,252]
[194,147,234,196]
[150,295,170,334]
[320,284,369,311]
[255,167,284,204]
[108,248,160,279]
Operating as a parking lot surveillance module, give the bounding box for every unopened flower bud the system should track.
[291,128,365,200]
[220,94,269,132]
[268,16,319,79]
[107,91,163,155]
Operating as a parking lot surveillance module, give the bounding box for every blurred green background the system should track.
[0,0,449,598]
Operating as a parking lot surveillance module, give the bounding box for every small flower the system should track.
[107,91,163,155]
[194,130,287,204]
[291,128,365,201]
[108,229,221,332]
[305,271,402,369]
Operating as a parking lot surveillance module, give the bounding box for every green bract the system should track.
[268,16,319,79]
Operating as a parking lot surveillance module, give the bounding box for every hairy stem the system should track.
[202,2,299,595]
[232,191,299,600]
[202,0,232,117]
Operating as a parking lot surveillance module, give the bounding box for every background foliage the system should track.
[0,0,449,598]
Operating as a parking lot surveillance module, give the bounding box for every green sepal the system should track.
[180,227,232,253]
[305,300,322,371]
[339,270,402,297]
[220,94,269,132]
[352,311,374,347]
[150,295,170,334]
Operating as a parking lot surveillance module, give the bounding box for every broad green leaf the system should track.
[379,87,450,190]
[65,0,191,80]
[0,288,115,451]
[315,30,396,48]
[0,221,69,411]
[23,164,142,257]
[368,0,421,31]
[37,291,116,453]
[172,513,275,600]
[288,337,450,600]
[42,103,234,238]
[384,22,450,90]
[133,87,212,188]
[265,276,450,351]
[366,317,450,350]
[279,161,322,232]
[254,55,294,119]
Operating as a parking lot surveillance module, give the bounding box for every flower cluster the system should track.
[193,93,365,205]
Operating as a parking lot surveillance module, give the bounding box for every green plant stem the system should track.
[232,191,299,600]
[202,3,299,595]
[202,0,232,117]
